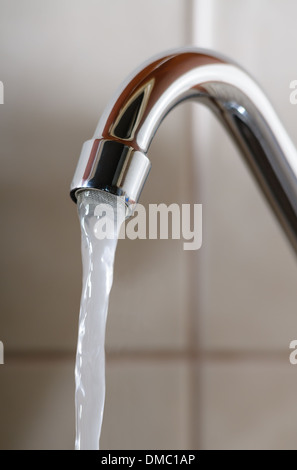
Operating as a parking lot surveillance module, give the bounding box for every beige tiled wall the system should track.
[192,0,297,449]
[0,0,193,449]
[1,0,297,450]
[201,361,297,450]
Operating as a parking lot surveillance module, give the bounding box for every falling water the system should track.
[75,189,126,450]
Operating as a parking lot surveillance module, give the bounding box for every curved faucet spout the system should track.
[70,47,297,253]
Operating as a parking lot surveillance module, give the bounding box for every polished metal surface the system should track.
[70,47,297,252]
[71,139,151,208]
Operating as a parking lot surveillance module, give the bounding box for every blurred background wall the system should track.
[0,0,297,450]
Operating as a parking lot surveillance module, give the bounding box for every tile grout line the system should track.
[3,349,291,364]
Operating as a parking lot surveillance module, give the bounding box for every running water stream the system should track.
[75,190,126,450]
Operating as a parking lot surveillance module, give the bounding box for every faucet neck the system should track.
[71,48,297,253]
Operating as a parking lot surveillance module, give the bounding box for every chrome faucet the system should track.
[70,47,297,252]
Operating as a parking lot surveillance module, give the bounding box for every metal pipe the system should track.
[70,48,297,252]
